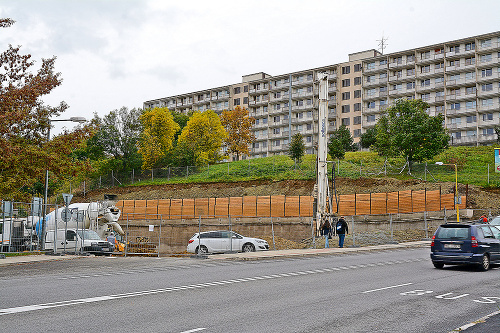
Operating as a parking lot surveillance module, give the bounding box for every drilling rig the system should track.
[314,72,335,233]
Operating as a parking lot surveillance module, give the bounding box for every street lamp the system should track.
[435,162,460,223]
[39,116,87,250]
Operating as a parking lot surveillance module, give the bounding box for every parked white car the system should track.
[187,231,269,254]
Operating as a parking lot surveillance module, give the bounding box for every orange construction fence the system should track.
[115,189,465,220]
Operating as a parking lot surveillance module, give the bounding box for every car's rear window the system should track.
[436,226,470,240]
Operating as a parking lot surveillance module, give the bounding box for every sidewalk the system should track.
[209,240,431,260]
[0,241,431,266]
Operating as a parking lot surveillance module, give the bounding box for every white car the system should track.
[187,231,269,254]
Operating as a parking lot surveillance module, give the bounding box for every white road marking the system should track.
[180,328,206,333]
[1,259,424,316]
[362,283,413,294]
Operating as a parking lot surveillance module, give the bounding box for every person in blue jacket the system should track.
[335,216,349,248]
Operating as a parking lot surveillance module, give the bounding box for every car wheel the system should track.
[433,262,444,269]
[479,254,490,271]
[242,243,255,252]
[196,245,208,254]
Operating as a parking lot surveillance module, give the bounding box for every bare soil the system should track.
[74,177,500,212]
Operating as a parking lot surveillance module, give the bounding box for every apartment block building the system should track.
[144,31,500,158]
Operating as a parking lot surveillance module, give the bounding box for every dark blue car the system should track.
[430,223,500,271]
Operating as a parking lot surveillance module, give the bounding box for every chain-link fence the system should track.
[80,158,500,194]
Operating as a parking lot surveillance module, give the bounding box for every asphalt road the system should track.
[0,249,498,332]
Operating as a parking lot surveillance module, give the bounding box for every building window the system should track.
[253,142,259,149]
[451,103,460,110]
[407,82,415,89]
[407,68,415,76]
[435,62,444,69]
[482,68,493,77]
[380,59,388,65]
[244,85,248,92]
[342,66,350,74]
[353,116,361,125]
[435,77,444,84]
[342,105,350,113]
[262,141,267,148]
[342,79,350,87]
[466,101,477,109]
[481,54,492,63]
[274,116,280,122]
[367,115,376,122]
[342,92,350,100]
[465,72,475,80]
[366,62,375,70]
[307,123,312,130]
[465,42,475,51]
[482,99,493,106]
[483,128,494,135]
[263,106,268,112]
[262,118,268,124]
[234,87,241,94]
[421,65,430,73]
[354,77,361,85]
[255,119,260,125]
[354,64,362,72]
[243,97,248,104]
[354,90,361,98]
[465,57,475,65]
[421,79,430,87]
[482,83,493,91]
[367,101,375,109]
[341,118,350,126]
[234,98,240,106]
[466,115,476,123]
[307,73,313,81]
[481,39,491,48]
[274,140,280,146]
[421,93,430,101]
[306,136,312,143]
[380,86,387,92]
[466,130,477,137]
[407,54,415,62]
[449,45,460,53]
[273,128,280,134]
[380,72,387,79]
[353,129,361,138]
[367,75,375,83]
[483,113,494,121]
[354,103,361,111]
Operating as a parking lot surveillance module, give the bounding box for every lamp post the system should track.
[435,162,459,223]
[39,117,86,250]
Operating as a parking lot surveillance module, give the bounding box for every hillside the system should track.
[74,177,500,213]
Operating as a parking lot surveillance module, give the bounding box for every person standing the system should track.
[320,220,332,248]
[335,216,348,248]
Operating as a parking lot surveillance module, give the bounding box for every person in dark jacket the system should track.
[320,220,331,248]
[335,216,349,248]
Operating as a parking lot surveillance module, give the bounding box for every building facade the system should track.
[144,31,500,159]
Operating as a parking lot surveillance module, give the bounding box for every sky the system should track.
[1,0,500,134]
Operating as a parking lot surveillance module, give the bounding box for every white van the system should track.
[44,229,113,255]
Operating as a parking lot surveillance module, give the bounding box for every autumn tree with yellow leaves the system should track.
[138,107,180,169]
[220,106,255,161]
[178,110,227,166]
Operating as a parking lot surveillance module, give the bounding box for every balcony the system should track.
[364,77,388,86]
[479,102,500,111]
[446,107,477,116]
[477,41,500,52]
[451,135,478,146]
[479,134,497,143]
[477,71,500,82]
[478,86,500,97]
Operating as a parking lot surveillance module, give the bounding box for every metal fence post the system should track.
[351,216,356,247]
[311,218,315,249]
[125,214,129,257]
[443,207,447,224]
[229,215,232,252]
[390,213,394,242]
[424,211,429,240]
[158,217,161,258]
[271,216,276,250]
[198,215,201,258]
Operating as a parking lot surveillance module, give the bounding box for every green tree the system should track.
[328,125,356,160]
[494,124,500,144]
[138,107,179,169]
[80,107,143,173]
[374,99,449,165]
[0,18,92,201]
[220,106,255,160]
[289,133,305,164]
[178,110,227,166]
[359,127,377,149]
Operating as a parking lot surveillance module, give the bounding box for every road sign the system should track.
[61,207,72,223]
[62,193,73,207]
